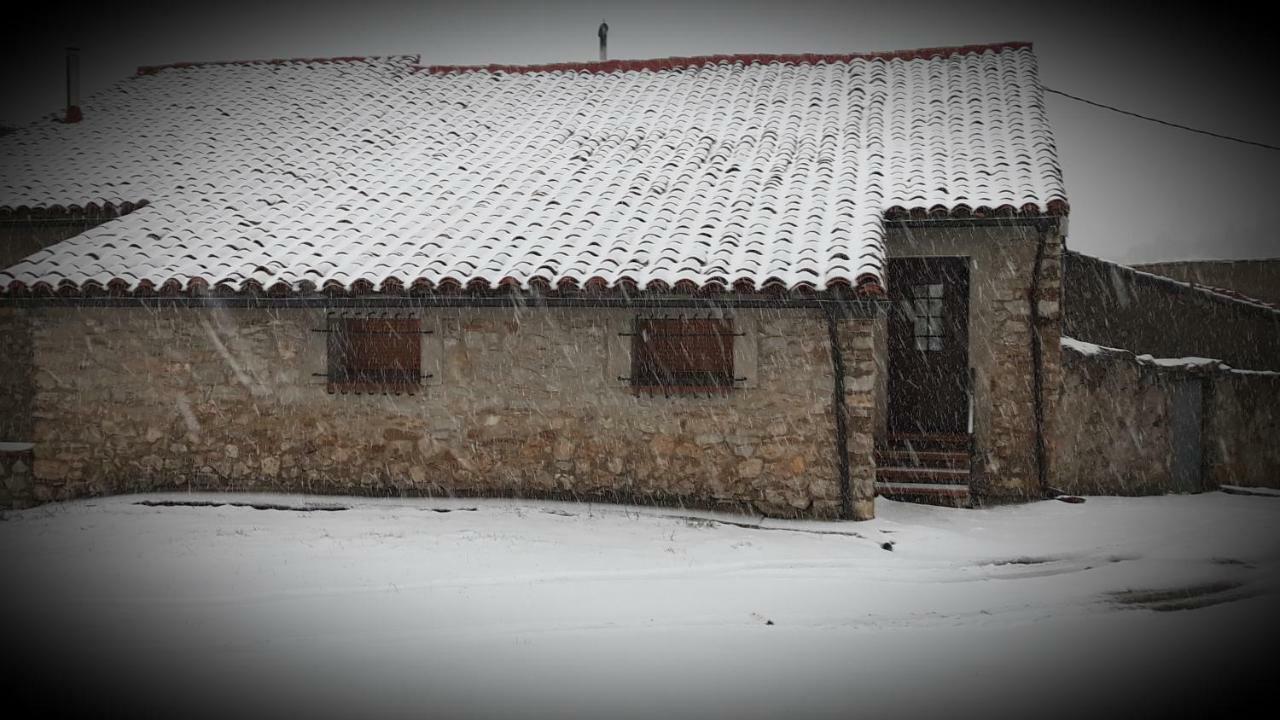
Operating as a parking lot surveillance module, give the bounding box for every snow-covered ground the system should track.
[2,492,1278,719]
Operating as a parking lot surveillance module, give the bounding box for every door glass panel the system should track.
[911,283,945,351]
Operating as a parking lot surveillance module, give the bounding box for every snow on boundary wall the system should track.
[1059,336,1276,376]
[1053,336,1280,495]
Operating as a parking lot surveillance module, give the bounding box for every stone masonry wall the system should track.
[1053,342,1280,494]
[885,223,1063,502]
[1204,371,1280,490]
[23,305,880,519]
[1051,346,1184,495]
[0,306,34,443]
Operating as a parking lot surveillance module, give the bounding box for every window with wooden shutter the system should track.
[326,314,422,394]
[631,317,735,395]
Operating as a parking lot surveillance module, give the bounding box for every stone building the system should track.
[0,43,1072,516]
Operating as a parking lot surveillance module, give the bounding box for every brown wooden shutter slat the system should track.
[632,318,734,393]
[328,316,421,393]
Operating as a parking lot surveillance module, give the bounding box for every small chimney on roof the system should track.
[64,47,82,123]
[598,20,609,62]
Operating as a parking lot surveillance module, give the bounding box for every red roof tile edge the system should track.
[416,42,1032,75]
[135,54,422,76]
[0,201,1068,298]
[0,198,1066,222]
[885,199,1068,220]
[2,276,886,300]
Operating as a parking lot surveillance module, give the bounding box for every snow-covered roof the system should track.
[0,43,1067,297]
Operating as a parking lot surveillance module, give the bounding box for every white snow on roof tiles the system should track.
[0,46,1066,295]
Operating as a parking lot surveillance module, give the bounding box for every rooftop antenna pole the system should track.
[64,46,82,123]
[598,20,609,62]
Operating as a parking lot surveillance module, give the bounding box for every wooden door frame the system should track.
[886,255,972,436]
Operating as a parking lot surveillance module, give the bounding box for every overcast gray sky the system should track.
[3,0,1278,263]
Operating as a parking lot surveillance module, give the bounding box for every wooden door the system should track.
[1168,377,1204,493]
[888,257,971,435]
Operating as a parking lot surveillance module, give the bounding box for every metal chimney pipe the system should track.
[64,47,82,123]
[598,20,609,62]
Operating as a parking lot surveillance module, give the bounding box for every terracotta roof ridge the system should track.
[417,41,1032,76]
[136,54,421,76]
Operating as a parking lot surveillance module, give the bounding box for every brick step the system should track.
[876,481,971,506]
[885,432,971,453]
[876,467,970,484]
[874,450,970,470]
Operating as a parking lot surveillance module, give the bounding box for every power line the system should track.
[1043,86,1280,152]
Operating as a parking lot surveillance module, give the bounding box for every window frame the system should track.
[629,316,737,396]
[910,282,945,352]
